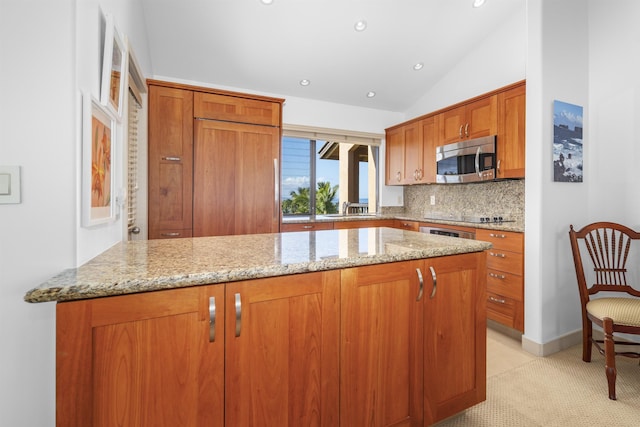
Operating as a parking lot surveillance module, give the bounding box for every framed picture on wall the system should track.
[100,13,127,118]
[553,100,584,182]
[82,92,117,227]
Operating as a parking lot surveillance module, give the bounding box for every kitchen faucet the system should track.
[342,201,352,215]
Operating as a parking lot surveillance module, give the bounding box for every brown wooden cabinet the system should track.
[420,116,437,183]
[340,261,424,426]
[280,221,335,232]
[148,80,284,239]
[476,229,525,332]
[438,95,497,145]
[193,120,280,236]
[385,116,437,185]
[424,252,487,425]
[148,85,194,239]
[57,285,225,427]
[333,219,395,229]
[497,82,526,178]
[394,219,421,231]
[225,272,340,426]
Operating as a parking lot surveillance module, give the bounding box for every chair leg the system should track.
[583,319,592,362]
[603,317,617,400]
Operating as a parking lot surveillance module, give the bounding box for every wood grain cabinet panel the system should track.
[340,261,424,426]
[194,92,281,127]
[438,96,497,145]
[57,286,225,427]
[497,82,526,178]
[148,85,193,238]
[225,272,340,427]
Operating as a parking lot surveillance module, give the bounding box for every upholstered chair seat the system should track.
[587,298,640,327]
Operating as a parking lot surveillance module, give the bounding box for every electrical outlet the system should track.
[430,195,436,205]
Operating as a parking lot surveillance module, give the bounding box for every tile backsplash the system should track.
[396,179,524,222]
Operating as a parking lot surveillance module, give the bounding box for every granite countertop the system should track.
[283,213,525,233]
[24,227,491,304]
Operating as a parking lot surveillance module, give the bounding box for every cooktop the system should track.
[424,213,515,224]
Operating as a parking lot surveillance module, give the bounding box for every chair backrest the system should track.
[569,222,640,307]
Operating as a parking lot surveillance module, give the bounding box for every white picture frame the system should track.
[100,14,127,118]
[82,92,117,227]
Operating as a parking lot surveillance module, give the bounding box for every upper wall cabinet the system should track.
[194,92,280,127]
[438,95,497,145]
[497,82,526,179]
[385,80,526,185]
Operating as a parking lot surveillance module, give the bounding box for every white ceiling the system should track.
[140,0,524,112]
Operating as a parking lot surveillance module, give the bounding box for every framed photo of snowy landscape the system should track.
[553,100,583,182]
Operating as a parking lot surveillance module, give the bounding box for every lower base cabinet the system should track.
[56,254,485,427]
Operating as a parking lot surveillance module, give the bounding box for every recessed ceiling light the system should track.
[366,91,376,98]
[260,0,274,5]
[354,20,367,32]
[472,0,486,8]
[299,79,310,86]
[413,63,424,71]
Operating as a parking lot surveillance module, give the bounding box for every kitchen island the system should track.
[25,227,491,427]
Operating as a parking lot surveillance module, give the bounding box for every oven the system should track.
[435,135,496,184]
[419,225,476,240]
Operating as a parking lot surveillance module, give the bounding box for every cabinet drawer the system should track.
[487,269,523,301]
[149,229,193,239]
[394,220,420,231]
[487,291,524,332]
[194,92,280,126]
[280,222,334,232]
[486,249,523,275]
[334,219,395,229]
[476,229,523,253]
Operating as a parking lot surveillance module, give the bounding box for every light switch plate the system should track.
[0,166,21,204]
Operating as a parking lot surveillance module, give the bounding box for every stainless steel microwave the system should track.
[435,135,496,184]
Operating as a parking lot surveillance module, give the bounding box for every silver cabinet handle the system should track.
[274,158,279,222]
[162,156,181,161]
[416,268,424,301]
[489,296,506,304]
[234,293,242,337]
[489,252,506,258]
[429,266,437,299]
[464,123,469,137]
[161,232,180,237]
[209,297,216,342]
[497,159,501,171]
[489,272,506,280]
[458,124,464,139]
[396,171,401,182]
[489,233,506,238]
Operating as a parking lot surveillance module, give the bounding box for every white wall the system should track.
[0,1,151,425]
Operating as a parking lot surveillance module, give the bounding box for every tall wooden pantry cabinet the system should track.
[148,81,284,238]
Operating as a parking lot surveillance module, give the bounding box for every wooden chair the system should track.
[569,222,640,400]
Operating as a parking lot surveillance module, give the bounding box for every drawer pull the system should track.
[161,232,180,237]
[234,293,242,338]
[303,225,313,229]
[429,266,437,299]
[489,252,506,258]
[162,156,181,161]
[489,296,506,304]
[209,297,216,342]
[489,233,506,238]
[489,272,506,280]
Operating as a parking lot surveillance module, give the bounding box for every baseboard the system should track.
[487,319,523,341]
[521,329,583,357]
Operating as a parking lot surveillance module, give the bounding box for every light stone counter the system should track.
[24,227,491,303]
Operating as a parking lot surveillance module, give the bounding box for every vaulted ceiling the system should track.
[141,0,525,112]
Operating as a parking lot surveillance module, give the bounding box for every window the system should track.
[281,125,382,217]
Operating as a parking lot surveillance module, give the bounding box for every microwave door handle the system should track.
[475,147,481,177]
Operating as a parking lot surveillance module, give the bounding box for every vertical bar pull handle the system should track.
[416,268,424,301]
[429,266,437,299]
[274,159,279,222]
[234,293,242,337]
[209,297,216,342]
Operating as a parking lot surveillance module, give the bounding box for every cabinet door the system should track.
[385,126,405,185]
[402,121,423,184]
[57,286,224,427]
[341,261,424,427]
[497,83,526,178]
[193,120,280,237]
[148,85,193,237]
[225,272,340,427]
[438,105,467,145]
[465,95,497,140]
[420,116,437,183]
[194,92,281,127]
[424,252,486,425]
